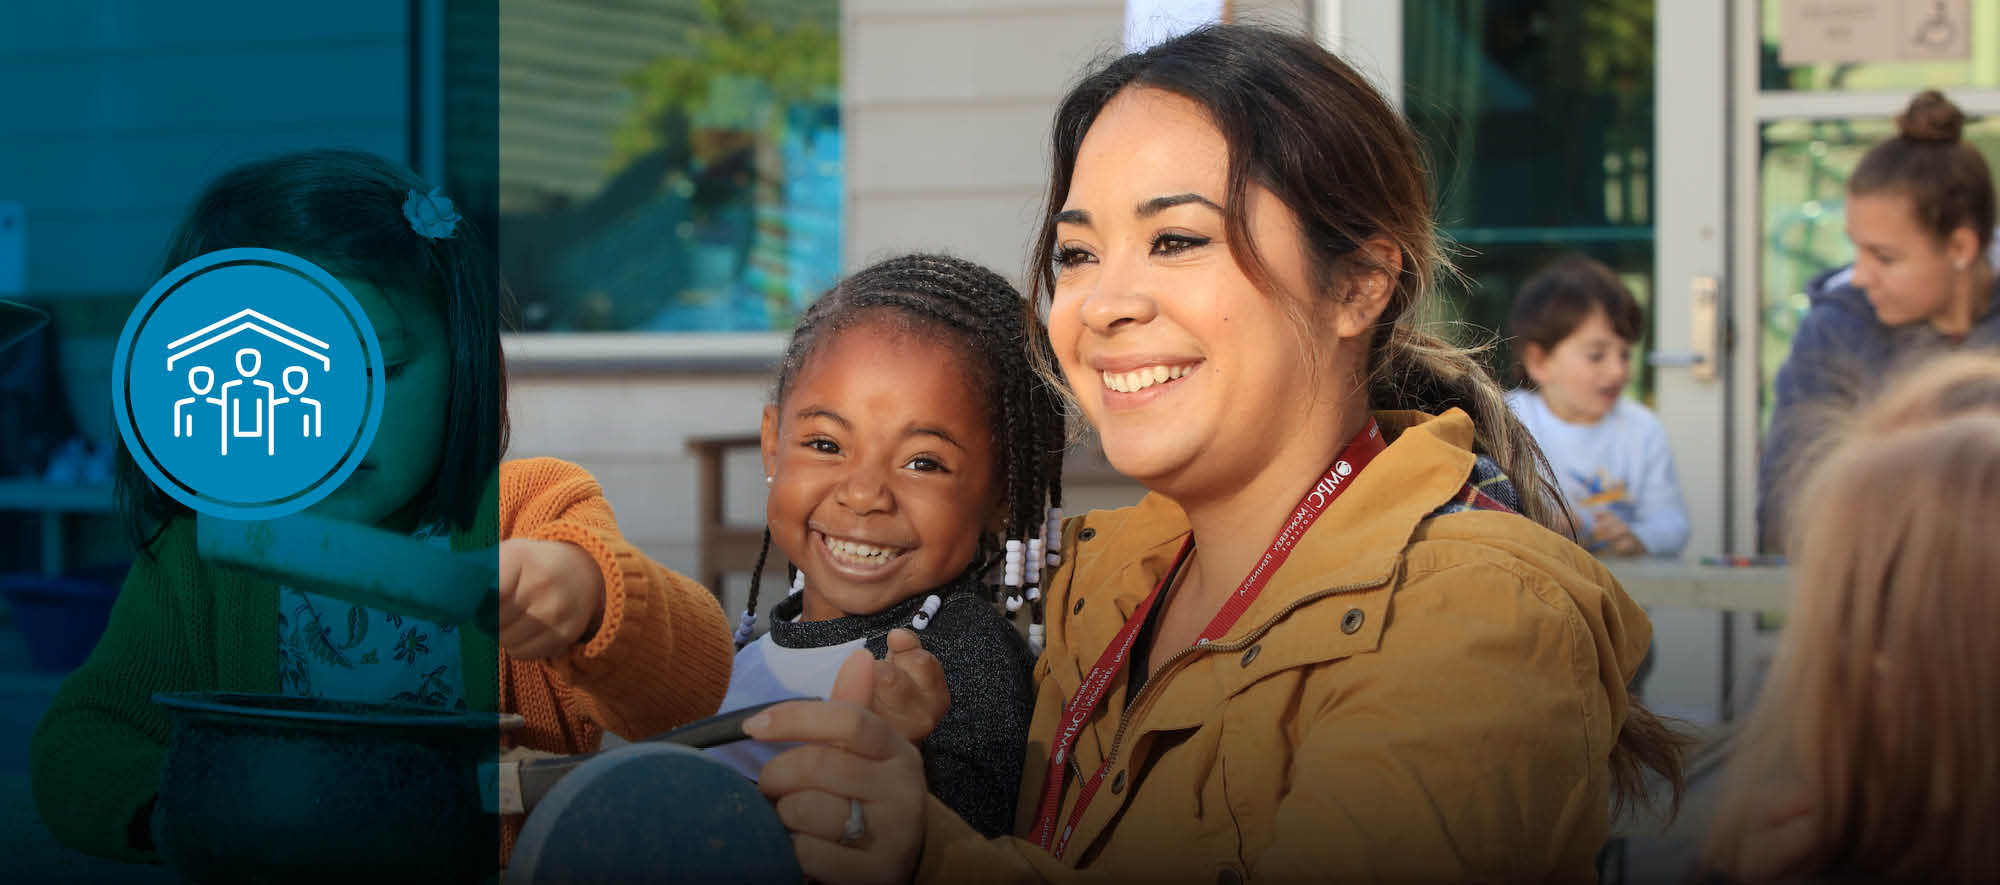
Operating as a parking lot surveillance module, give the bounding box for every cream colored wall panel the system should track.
[847,12,1123,105]
[847,192,1048,284]
[638,541,702,587]
[509,373,776,589]
[848,0,1119,17]
[848,102,1057,195]
[507,375,771,458]
[563,458,701,545]
[1229,0,1309,32]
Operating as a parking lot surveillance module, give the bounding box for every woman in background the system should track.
[1758,89,1998,549]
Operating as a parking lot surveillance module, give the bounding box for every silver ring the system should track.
[839,797,865,846]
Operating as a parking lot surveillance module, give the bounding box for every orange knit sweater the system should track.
[494,458,733,861]
[497,456,731,753]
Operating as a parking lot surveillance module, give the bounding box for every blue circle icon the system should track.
[112,248,385,520]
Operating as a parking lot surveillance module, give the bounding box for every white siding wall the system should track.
[842,0,1127,279]
[506,370,775,617]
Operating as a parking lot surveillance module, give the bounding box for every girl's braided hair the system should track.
[741,253,1068,643]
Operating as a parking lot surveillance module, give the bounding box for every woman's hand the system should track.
[872,628,950,743]
[1591,512,1647,557]
[495,538,606,659]
[748,648,929,885]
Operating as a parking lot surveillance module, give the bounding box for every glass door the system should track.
[1401,1,1659,385]
[1650,0,2000,721]
[1656,0,2000,559]
[1727,0,2000,554]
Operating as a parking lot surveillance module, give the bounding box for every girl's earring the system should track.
[765,475,774,485]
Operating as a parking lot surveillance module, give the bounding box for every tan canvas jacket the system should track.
[917,409,1653,883]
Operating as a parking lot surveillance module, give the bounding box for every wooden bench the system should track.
[685,434,767,598]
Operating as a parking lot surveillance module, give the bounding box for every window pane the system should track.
[1404,0,1657,395]
[496,0,841,332]
[1756,115,2000,429]
[1760,0,2000,92]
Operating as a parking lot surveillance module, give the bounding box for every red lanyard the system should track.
[1028,421,1388,860]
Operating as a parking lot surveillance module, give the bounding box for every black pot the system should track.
[152,692,520,884]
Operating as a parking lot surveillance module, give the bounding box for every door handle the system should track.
[1647,275,1720,382]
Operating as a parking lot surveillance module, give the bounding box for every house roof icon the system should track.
[164,308,331,372]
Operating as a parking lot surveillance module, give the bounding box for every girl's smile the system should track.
[811,528,911,579]
[760,317,1003,621]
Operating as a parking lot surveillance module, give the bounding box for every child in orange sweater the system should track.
[29,150,733,865]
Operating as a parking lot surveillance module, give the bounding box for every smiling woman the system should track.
[744,25,1685,884]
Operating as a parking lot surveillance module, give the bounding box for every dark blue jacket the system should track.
[1757,251,2000,549]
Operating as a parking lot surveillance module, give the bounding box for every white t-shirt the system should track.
[1507,389,1690,556]
[701,631,864,781]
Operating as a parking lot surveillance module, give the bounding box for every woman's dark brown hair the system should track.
[1025,24,1683,812]
[1849,90,1995,251]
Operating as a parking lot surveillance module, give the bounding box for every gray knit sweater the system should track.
[765,577,1034,837]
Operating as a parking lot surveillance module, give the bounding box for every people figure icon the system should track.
[218,348,280,456]
[173,366,215,441]
[173,351,326,456]
[278,365,321,439]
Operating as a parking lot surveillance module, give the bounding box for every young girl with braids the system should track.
[715,252,1059,838]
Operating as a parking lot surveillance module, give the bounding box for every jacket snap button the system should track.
[1239,644,1261,667]
[1110,769,1127,794]
[1073,598,1086,614]
[1341,608,1365,634]
[1078,527,1096,541]
[1217,867,1244,885]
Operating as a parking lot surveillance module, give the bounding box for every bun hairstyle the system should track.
[1896,88,1966,143]
[1851,90,1995,252]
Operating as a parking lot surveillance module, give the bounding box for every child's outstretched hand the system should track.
[871,628,950,743]
[496,538,607,659]
[1591,512,1647,557]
